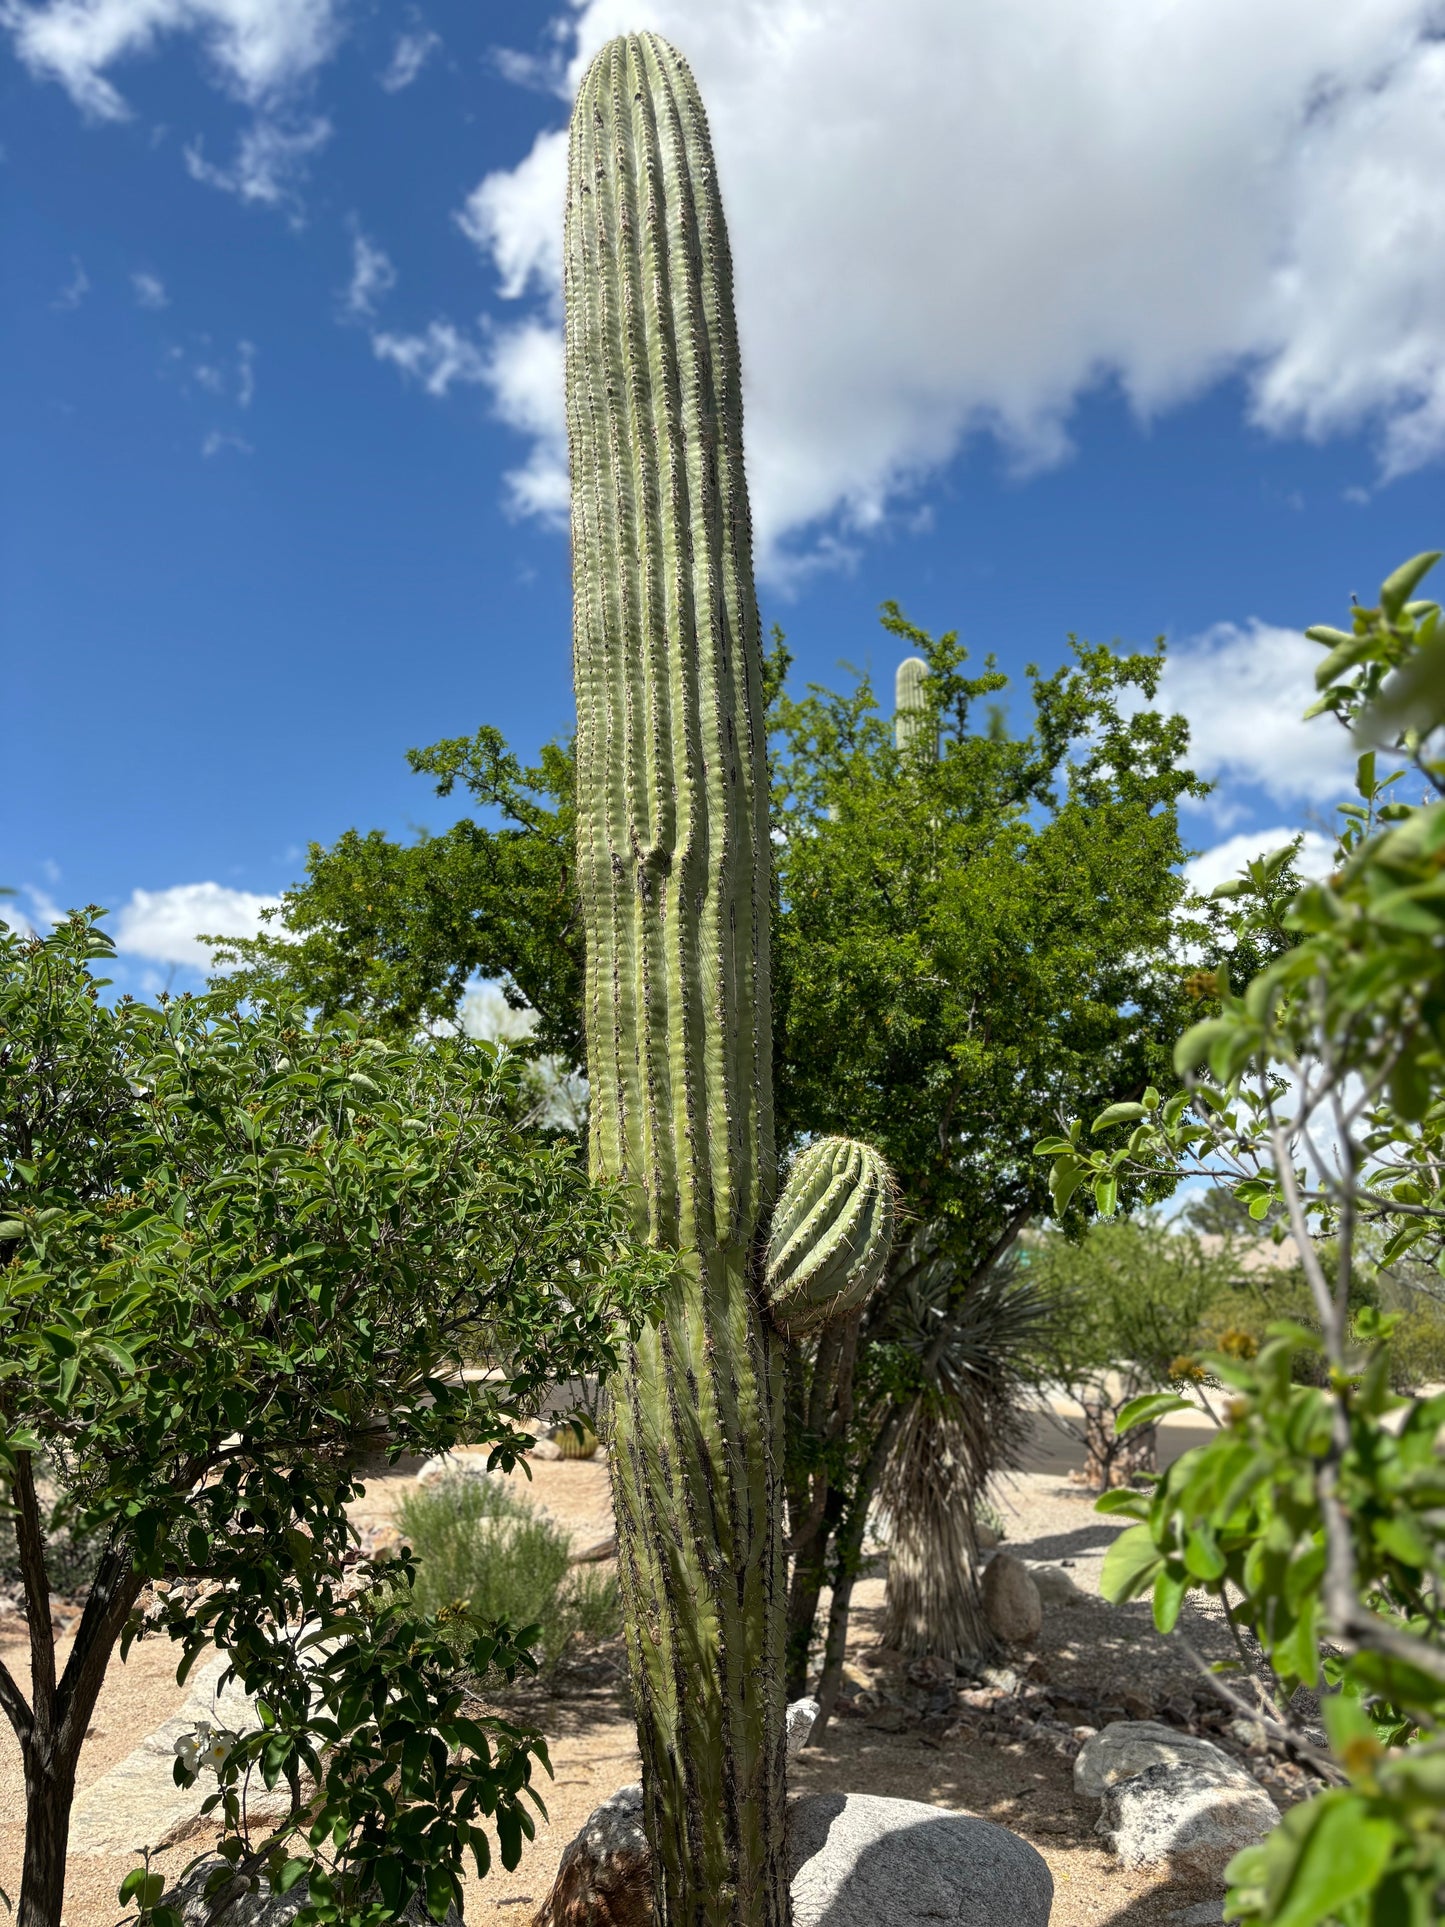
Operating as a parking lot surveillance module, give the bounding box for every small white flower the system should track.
[173,1719,236,1777]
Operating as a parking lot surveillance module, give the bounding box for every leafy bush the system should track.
[1038,552,1445,1927]
[0,911,665,1927]
[395,1477,621,1667]
[1023,1220,1239,1485]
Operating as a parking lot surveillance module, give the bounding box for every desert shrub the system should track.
[394,1476,621,1666]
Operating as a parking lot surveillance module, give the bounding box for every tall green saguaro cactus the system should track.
[565,33,788,1923]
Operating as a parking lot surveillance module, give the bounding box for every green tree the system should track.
[769,606,1212,1699]
[214,728,582,1068]
[1040,552,1445,1927]
[0,913,663,1927]
[1023,1219,1240,1487]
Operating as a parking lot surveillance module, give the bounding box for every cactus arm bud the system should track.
[766,1137,895,1337]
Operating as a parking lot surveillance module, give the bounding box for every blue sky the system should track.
[5,0,1445,996]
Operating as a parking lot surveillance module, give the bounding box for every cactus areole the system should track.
[565,33,789,1925]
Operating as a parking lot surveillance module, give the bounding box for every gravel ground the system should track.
[1,1415,1309,1927]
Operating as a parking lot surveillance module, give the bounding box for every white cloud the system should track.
[3,0,341,120]
[457,127,566,302]
[183,114,330,209]
[380,26,439,92]
[131,268,168,307]
[459,981,538,1045]
[52,254,89,309]
[1160,619,1360,813]
[483,318,567,518]
[342,228,396,320]
[465,1,1445,572]
[201,428,252,455]
[1186,827,1336,900]
[371,320,488,398]
[112,882,276,967]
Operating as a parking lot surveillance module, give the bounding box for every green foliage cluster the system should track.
[0,912,664,1927]
[213,730,583,1068]
[1020,1221,1244,1485]
[1039,553,1445,1927]
[392,1477,621,1669]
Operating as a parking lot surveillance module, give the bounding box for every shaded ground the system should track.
[1,1414,1309,1926]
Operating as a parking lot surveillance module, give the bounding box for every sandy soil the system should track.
[1,1413,1302,1926]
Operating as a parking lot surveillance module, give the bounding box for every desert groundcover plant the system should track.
[0,911,666,1927]
[1039,552,1445,1926]
[392,1477,621,1669]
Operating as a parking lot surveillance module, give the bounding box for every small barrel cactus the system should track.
[766,1137,895,1337]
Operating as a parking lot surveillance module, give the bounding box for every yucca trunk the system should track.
[878,1404,993,1665]
[565,33,788,1925]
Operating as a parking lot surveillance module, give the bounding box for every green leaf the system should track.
[1174,1019,1237,1077]
[1257,1790,1394,1927]
[1091,1102,1149,1132]
[1049,1161,1085,1216]
[1152,1563,1189,1633]
[1116,1392,1192,1434]
[1094,1488,1150,1518]
[118,1870,165,1909]
[1099,1524,1163,1604]
[1379,549,1441,620]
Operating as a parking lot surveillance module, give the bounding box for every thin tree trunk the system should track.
[785,1485,842,1702]
[19,1741,75,1927]
[782,1316,860,1701]
[1081,1397,1158,1489]
[808,1409,903,1740]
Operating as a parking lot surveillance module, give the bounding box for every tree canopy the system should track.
[0,912,664,1927]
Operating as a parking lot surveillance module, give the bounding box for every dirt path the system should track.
[2,1423,1297,1926]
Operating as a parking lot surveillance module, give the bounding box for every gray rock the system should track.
[1096,1760,1279,1881]
[981,1552,1042,1646]
[531,1783,649,1927]
[163,1859,462,1927]
[786,1696,820,1757]
[533,1788,1051,1927]
[415,1447,499,1486]
[789,1792,1052,1927]
[1074,1721,1245,1800]
[1169,1903,1226,1925]
[1029,1564,1084,1607]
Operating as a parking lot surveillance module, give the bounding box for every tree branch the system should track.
[13,1451,56,1729]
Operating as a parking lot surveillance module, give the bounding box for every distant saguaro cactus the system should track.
[565,32,785,1923]
[894,654,931,752]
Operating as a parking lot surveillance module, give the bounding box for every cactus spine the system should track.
[565,34,787,1924]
